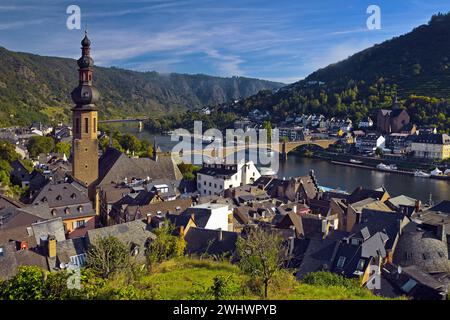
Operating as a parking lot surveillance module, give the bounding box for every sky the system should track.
[1,0,450,83]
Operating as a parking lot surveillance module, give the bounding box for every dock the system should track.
[330,161,450,180]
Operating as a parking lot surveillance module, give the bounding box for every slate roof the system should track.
[393,224,450,274]
[276,212,304,237]
[197,164,238,179]
[387,195,418,209]
[98,148,182,186]
[347,187,388,204]
[428,201,450,215]
[0,193,24,210]
[32,182,90,208]
[28,182,95,220]
[31,218,66,245]
[184,227,238,256]
[86,219,156,260]
[351,198,393,213]
[0,242,48,280]
[412,134,450,145]
[382,263,448,300]
[296,230,349,279]
[352,209,408,252]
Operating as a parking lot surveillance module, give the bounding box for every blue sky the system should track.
[1,0,450,83]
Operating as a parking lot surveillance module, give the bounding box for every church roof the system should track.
[97,148,182,186]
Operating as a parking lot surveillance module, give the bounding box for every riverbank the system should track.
[296,148,450,180]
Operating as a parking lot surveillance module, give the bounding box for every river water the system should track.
[107,123,450,204]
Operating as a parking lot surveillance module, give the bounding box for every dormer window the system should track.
[77,206,83,213]
[336,256,346,269]
[51,209,57,216]
[71,193,77,199]
[41,197,47,203]
[64,207,70,215]
[56,195,62,201]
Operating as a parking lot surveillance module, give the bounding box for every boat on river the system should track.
[376,163,398,171]
[414,170,431,178]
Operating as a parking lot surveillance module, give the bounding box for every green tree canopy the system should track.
[26,136,55,158]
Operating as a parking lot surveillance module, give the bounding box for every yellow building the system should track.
[411,134,450,160]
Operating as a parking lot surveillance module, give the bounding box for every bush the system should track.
[86,236,131,279]
[302,271,360,289]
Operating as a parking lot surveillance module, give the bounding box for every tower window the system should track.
[93,118,97,133]
[85,118,89,133]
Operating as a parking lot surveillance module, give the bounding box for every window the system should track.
[70,253,87,267]
[336,256,346,268]
[204,181,206,186]
[214,184,217,189]
[356,259,365,271]
[400,279,417,293]
[73,220,86,229]
[0,246,4,257]
[84,118,89,133]
[93,118,96,133]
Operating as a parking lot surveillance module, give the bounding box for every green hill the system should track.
[0,47,283,127]
[233,12,450,131]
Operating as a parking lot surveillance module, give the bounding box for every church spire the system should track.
[71,30,98,109]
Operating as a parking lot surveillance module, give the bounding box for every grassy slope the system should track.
[101,258,389,300]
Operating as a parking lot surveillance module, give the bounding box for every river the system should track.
[106,123,450,204]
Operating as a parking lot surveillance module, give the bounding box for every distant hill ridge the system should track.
[231,12,450,131]
[0,46,283,126]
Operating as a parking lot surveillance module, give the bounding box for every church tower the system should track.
[71,31,99,195]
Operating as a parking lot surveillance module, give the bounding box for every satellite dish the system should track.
[398,266,402,274]
[60,263,66,269]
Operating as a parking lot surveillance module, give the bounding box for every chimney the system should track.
[437,224,446,242]
[48,235,56,258]
[218,228,223,241]
[288,236,295,256]
[414,200,421,213]
[20,241,29,251]
[146,213,152,225]
[293,205,297,214]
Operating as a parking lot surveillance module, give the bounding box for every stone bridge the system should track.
[170,139,337,161]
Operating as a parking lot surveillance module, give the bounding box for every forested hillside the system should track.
[0,47,283,126]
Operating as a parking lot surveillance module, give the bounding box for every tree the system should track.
[178,162,200,181]
[26,136,55,158]
[0,139,20,162]
[375,147,384,157]
[0,266,46,300]
[147,223,186,267]
[236,227,287,299]
[54,142,71,157]
[262,121,272,144]
[206,275,238,300]
[119,134,141,153]
[0,160,12,186]
[86,236,131,279]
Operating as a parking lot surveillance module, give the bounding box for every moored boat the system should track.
[414,170,431,178]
